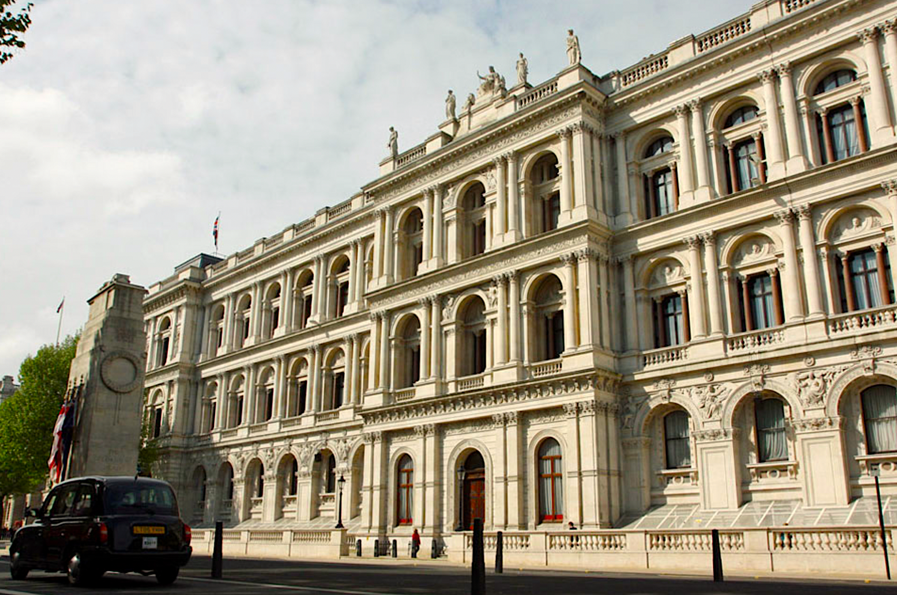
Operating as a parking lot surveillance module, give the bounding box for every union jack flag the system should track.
[213,215,219,250]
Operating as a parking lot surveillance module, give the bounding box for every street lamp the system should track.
[335,474,346,529]
[454,465,466,532]
[872,466,891,580]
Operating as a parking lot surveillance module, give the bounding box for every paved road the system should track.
[0,555,893,594]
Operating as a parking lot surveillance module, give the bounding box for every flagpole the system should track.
[56,298,64,346]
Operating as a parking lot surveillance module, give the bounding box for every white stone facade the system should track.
[144,0,897,574]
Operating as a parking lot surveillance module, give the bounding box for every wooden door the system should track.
[464,471,485,530]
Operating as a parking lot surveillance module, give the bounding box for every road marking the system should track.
[181,576,407,595]
[0,588,43,595]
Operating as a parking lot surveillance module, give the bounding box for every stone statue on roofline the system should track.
[462,93,475,114]
[445,90,456,120]
[477,65,505,99]
[387,126,398,158]
[567,29,581,65]
[517,52,528,86]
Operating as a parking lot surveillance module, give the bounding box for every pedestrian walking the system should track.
[411,528,421,558]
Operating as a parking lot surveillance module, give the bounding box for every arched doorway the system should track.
[462,451,486,530]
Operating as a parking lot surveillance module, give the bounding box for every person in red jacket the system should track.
[411,529,421,558]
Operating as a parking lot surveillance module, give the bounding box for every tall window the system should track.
[664,411,691,469]
[543,194,561,231]
[266,285,281,338]
[264,387,274,421]
[398,317,421,388]
[644,136,673,157]
[289,458,299,496]
[296,380,307,416]
[538,438,564,522]
[531,154,560,234]
[755,398,787,462]
[396,455,414,526]
[332,372,344,409]
[749,274,776,330]
[861,385,897,454]
[734,139,759,191]
[534,275,565,362]
[152,407,163,438]
[222,465,235,501]
[652,168,674,217]
[460,297,487,377]
[298,273,314,328]
[814,69,857,95]
[402,210,424,280]
[255,464,265,498]
[655,294,685,348]
[850,249,884,310]
[158,318,171,366]
[462,184,487,259]
[238,295,252,346]
[325,453,336,493]
[212,306,225,354]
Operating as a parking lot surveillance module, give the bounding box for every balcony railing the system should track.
[548,532,627,551]
[726,327,786,352]
[517,79,559,109]
[828,305,897,336]
[620,54,669,88]
[395,143,427,168]
[770,527,891,552]
[696,16,751,53]
[642,344,688,368]
[656,467,698,488]
[394,388,416,402]
[856,452,897,477]
[782,0,816,12]
[529,359,563,379]
[649,530,744,551]
[457,373,486,391]
[747,460,799,482]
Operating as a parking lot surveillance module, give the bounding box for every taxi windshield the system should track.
[104,483,178,516]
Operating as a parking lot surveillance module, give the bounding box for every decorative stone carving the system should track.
[692,384,725,420]
[387,127,398,159]
[445,90,456,120]
[566,29,581,65]
[792,416,843,433]
[851,345,882,375]
[744,364,770,390]
[733,236,775,267]
[794,367,847,408]
[693,428,737,441]
[516,53,528,85]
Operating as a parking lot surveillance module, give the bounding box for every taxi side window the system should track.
[50,486,78,517]
[72,484,95,516]
[41,492,58,517]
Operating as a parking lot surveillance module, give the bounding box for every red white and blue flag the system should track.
[212,215,220,251]
[56,298,64,313]
[48,402,70,483]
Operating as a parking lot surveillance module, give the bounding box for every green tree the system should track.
[137,407,161,477]
[0,335,78,523]
[0,1,33,65]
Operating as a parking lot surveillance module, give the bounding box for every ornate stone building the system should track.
[144,0,897,573]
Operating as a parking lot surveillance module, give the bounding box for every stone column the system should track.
[577,249,599,349]
[369,313,380,391]
[369,432,386,533]
[506,153,520,242]
[673,105,695,196]
[571,121,595,215]
[431,297,442,379]
[561,253,578,352]
[347,241,359,310]
[508,272,521,363]
[421,424,439,535]
[423,188,433,262]
[494,275,508,365]
[775,209,804,321]
[598,254,611,349]
[274,355,286,419]
[384,207,395,282]
[379,311,391,390]
[622,256,638,352]
[701,233,724,336]
[796,205,824,316]
[345,335,356,406]
[875,244,892,305]
[614,132,632,222]
[758,68,785,179]
[563,403,583,528]
[685,236,707,339]
[688,99,712,200]
[311,256,324,322]
[883,20,897,110]
[419,300,431,379]
[199,304,212,359]
[355,240,366,304]
[852,96,870,153]
[775,62,808,172]
[593,132,608,215]
[557,127,573,219]
[494,157,507,241]
[858,27,894,145]
[250,282,263,340]
[492,414,509,530]
[282,270,294,332]
[881,180,897,289]
[433,185,445,266]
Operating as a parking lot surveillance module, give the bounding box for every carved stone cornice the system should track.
[773,208,795,225]
[792,416,843,433]
[757,68,777,84]
[882,179,897,196]
[693,428,738,442]
[858,27,879,44]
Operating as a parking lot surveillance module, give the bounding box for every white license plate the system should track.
[142,537,158,550]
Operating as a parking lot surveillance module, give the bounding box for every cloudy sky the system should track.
[0,0,752,376]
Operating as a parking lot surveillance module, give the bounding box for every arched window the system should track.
[533,275,564,362]
[755,398,787,462]
[332,257,351,318]
[462,183,487,258]
[814,69,857,96]
[645,168,675,219]
[264,284,282,338]
[201,383,217,433]
[256,369,275,423]
[462,451,486,530]
[396,455,414,526]
[401,210,424,280]
[724,105,758,129]
[297,271,314,329]
[325,453,337,493]
[237,294,252,347]
[324,351,346,411]
[211,305,226,355]
[664,411,691,469]
[287,361,308,418]
[644,136,673,158]
[538,438,564,522]
[289,458,299,496]
[530,154,560,234]
[228,377,244,428]
[158,318,172,366]
[398,317,421,388]
[839,247,893,312]
[220,464,235,503]
[254,463,265,498]
[654,293,685,348]
[861,385,897,454]
[460,297,487,377]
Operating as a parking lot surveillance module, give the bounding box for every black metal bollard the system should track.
[495,530,503,574]
[374,538,380,557]
[431,538,438,559]
[356,539,362,557]
[711,529,724,582]
[211,521,223,579]
[472,518,486,595]
[391,539,398,558]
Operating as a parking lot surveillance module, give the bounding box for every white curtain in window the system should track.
[863,385,897,454]
[664,411,691,468]
[756,399,787,461]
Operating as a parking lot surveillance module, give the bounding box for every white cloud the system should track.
[0,0,751,374]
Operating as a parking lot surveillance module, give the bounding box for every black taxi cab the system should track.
[9,476,192,586]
